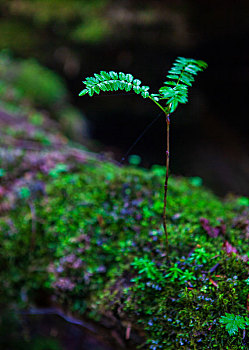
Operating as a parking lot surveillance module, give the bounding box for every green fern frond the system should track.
[79,58,207,115]
[159,57,207,113]
[79,70,158,101]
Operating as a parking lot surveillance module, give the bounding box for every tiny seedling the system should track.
[131,256,163,282]
[165,263,183,281]
[79,57,207,256]
[219,313,249,336]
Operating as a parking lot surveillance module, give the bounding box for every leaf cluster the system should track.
[79,56,207,114]
[188,246,214,265]
[165,263,196,283]
[131,256,163,281]
[158,57,207,112]
[79,70,152,99]
[219,313,249,335]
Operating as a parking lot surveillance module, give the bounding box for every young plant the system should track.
[131,256,164,282]
[79,57,207,256]
[165,263,183,281]
[219,313,249,336]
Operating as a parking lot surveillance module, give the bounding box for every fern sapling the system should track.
[79,57,207,256]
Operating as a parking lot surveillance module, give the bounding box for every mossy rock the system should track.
[0,52,88,143]
[0,106,249,349]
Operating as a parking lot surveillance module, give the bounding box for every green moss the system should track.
[124,253,248,349]
[0,156,248,349]
[16,59,66,108]
[0,52,87,142]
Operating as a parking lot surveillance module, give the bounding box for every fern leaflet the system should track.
[79,70,158,101]
[159,57,207,112]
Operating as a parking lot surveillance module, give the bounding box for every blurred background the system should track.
[0,0,249,196]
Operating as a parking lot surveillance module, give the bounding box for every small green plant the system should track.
[219,313,249,336]
[179,269,196,283]
[131,256,163,282]
[79,57,207,256]
[188,246,214,265]
[165,264,196,284]
[165,263,183,281]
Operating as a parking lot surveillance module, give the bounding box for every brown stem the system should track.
[163,113,170,256]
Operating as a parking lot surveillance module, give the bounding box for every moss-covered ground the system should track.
[1,141,249,348]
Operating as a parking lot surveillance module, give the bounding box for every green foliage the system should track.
[0,52,66,108]
[165,263,182,281]
[188,246,214,265]
[79,57,207,113]
[131,256,163,281]
[179,269,196,282]
[0,51,87,142]
[79,70,152,99]
[16,59,66,107]
[219,313,249,335]
[159,57,207,112]
[0,0,110,51]
[165,261,200,284]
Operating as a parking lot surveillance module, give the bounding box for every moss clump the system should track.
[124,253,249,349]
[0,52,65,109]
[0,151,248,349]
[0,52,87,142]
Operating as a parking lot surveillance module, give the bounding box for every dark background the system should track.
[0,0,248,195]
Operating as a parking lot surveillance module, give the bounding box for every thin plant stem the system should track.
[148,96,166,114]
[163,112,170,257]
